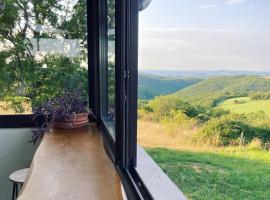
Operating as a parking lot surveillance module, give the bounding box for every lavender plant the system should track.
[30,92,90,144]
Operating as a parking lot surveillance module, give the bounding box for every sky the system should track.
[138,0,270,71]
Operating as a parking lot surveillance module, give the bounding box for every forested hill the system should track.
[138,74,202,99]
[172,76,270,107]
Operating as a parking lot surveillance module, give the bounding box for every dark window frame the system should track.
[88,0,153,199]
[0,115,35,128]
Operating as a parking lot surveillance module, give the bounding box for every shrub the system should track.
[249,92,270,100]
[148,95,200,121]
[247,138,263,150]
[160,110,197,135]
[194,115,244,146]
[3,96,31,113]
[196,108,230,123]
[234,100,246,104]
[194,114,270,147]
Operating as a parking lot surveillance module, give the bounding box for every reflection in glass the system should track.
[0,1,88,115]
[102,0,116,139]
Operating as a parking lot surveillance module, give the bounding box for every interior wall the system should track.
[0,129,38,200]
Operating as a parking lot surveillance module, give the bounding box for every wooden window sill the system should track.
[18,123,123,200]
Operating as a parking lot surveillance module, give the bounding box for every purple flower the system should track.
[30,91,91,144]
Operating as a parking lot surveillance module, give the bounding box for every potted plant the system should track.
[31,92,91,144]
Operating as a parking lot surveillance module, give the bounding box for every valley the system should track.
[138,73,202,99]
[138,72,270,200]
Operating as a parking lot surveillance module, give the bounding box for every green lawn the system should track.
[147,148,270,200]
[216,97,270,116]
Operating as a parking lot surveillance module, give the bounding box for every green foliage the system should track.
[3,96,30,113]
[0,1,88,112]
[249,92,270,100]
[233,99,246,104]
[138,85,157,100]
[173,76,270,108]
[138,99,152,112]
[138,74,202,99]
[148,95,200,120]
[139,76,270,148]
[108,61,115,108]
[217,97,270,116]
[160,110,197,132]
[194,114,270,147]
[196,108,229,123]
[61,0,87,57]
[26,55,88,107]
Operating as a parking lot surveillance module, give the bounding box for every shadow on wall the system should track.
[0,129,38,200]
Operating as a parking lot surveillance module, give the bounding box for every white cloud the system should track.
[199,4,218,9]
[139,28,270,71]
[224,0,247,5]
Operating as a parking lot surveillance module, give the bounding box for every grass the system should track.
[138,120,270,200]
[147,148,270,200]
[216,97,270,116]
[138,120,197,150]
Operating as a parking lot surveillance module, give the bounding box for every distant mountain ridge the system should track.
[138,73,202,99]
[141,70,270,78]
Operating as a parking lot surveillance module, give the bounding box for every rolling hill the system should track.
[217,97,270,116]
[172,76,270,108]
[138,74,202,99]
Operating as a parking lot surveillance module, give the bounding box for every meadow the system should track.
[217,97,270,116]
[138,76,270,199]
[138,120,270,200]
[147,148,270,200]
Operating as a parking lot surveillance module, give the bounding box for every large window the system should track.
[0,0,88,117]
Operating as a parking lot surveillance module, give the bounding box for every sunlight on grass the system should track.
[138,120,197,149]
[147,148,270,200]
[217,97,270,116]
[138,120,270,199]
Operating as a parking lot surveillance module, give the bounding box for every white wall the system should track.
[0,129,38,200]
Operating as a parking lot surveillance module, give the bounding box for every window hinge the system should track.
[123,70,130,79]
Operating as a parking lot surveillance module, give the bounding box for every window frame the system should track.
[88,0,154,199]
[0,115,36,128]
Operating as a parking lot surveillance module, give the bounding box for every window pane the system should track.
[101,0,116,139]
[0,0,88,115]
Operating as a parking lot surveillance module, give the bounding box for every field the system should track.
[147,148,270,200]
[217,97,270,116]
[138,120,270,200]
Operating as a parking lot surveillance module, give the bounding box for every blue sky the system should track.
[138,0,270,71]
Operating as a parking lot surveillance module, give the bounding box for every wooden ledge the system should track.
[18,124,123,200]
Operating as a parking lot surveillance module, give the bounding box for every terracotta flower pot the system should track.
[54,113,89,129]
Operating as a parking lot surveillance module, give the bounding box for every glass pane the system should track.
[101,0,116,139]
[0,1,88,198]
[0,1,88,115]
